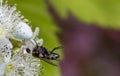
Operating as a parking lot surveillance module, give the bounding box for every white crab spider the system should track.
[11,22,33,41]
[20,27,43,54]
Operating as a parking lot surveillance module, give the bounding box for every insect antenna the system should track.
[51,46,62,53]
[33,39,38,46]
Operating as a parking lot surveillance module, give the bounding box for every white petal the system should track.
[0,36,12,62]
[0,0,2,6]
[6,69,19,76]
[22,60,40,76]
[0,62,6,75]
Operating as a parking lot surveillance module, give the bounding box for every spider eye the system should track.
[26,48,30,53]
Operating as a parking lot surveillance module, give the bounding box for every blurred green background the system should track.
[50,0,120,29]
[6,0,120,76]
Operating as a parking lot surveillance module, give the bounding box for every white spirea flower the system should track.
[0,0,42,76]
[0,36,12,63]
[0,51,41,76]
[0,1,32,41]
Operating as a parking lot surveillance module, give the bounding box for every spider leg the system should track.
[31,27,39,40]
[19,44,27,54]
[24,27,40,53]
[30,27,43,47]
[36,39,43,46]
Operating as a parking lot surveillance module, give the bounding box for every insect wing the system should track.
[40,57,59,66]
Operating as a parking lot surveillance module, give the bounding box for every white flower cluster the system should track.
[0,0,42,76]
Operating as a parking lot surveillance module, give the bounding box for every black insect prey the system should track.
[26,43,61,66]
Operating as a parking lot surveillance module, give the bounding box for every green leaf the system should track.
[50,0,120,29]
[50,0,67,18]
